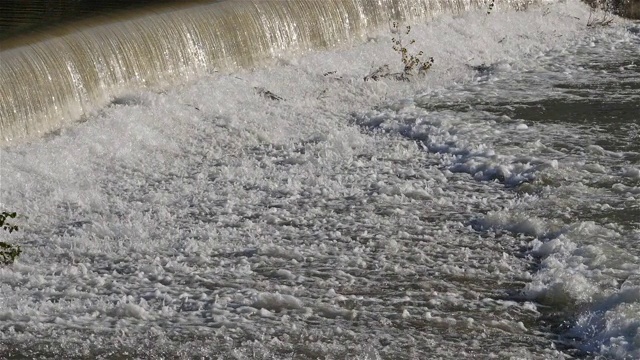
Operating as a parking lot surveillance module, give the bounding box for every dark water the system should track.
[0,0,209,41]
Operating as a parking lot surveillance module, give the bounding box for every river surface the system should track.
[0,1,639,359]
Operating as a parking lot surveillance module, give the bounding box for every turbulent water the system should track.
[0,0,639,359]
[0,0,494,145]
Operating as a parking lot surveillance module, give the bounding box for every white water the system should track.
[1,1,640,358]
[0,0,497,145]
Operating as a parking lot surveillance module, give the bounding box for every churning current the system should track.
[0,0,639,359]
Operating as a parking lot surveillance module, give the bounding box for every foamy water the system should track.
[1,1,639,358]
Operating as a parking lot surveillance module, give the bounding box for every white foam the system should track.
[1,1,639,358]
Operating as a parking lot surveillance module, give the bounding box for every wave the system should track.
[0,0,533,145]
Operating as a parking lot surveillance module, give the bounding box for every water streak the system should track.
[0,0,529,145]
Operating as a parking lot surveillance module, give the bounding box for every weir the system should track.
[0,0,514,145]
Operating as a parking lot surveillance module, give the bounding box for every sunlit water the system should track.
[1,1,639,359]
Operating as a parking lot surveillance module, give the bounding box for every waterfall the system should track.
[0,0,520,145]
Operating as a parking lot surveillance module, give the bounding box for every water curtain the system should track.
[0,0,512,145]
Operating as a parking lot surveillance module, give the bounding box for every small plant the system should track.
[587,8,614,26]
[0,211,21,266]
[586,0,615,26]
[254,86,284,101]
[365,22,434,82]
[487,0,495,15]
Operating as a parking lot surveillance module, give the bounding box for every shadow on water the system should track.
[0,0,212,42]
[418,73,640,227]
[414,57,640,357]
[419,59,640,156]
[498,97,639,153]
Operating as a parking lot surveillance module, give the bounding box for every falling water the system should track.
[0,0,529,145]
